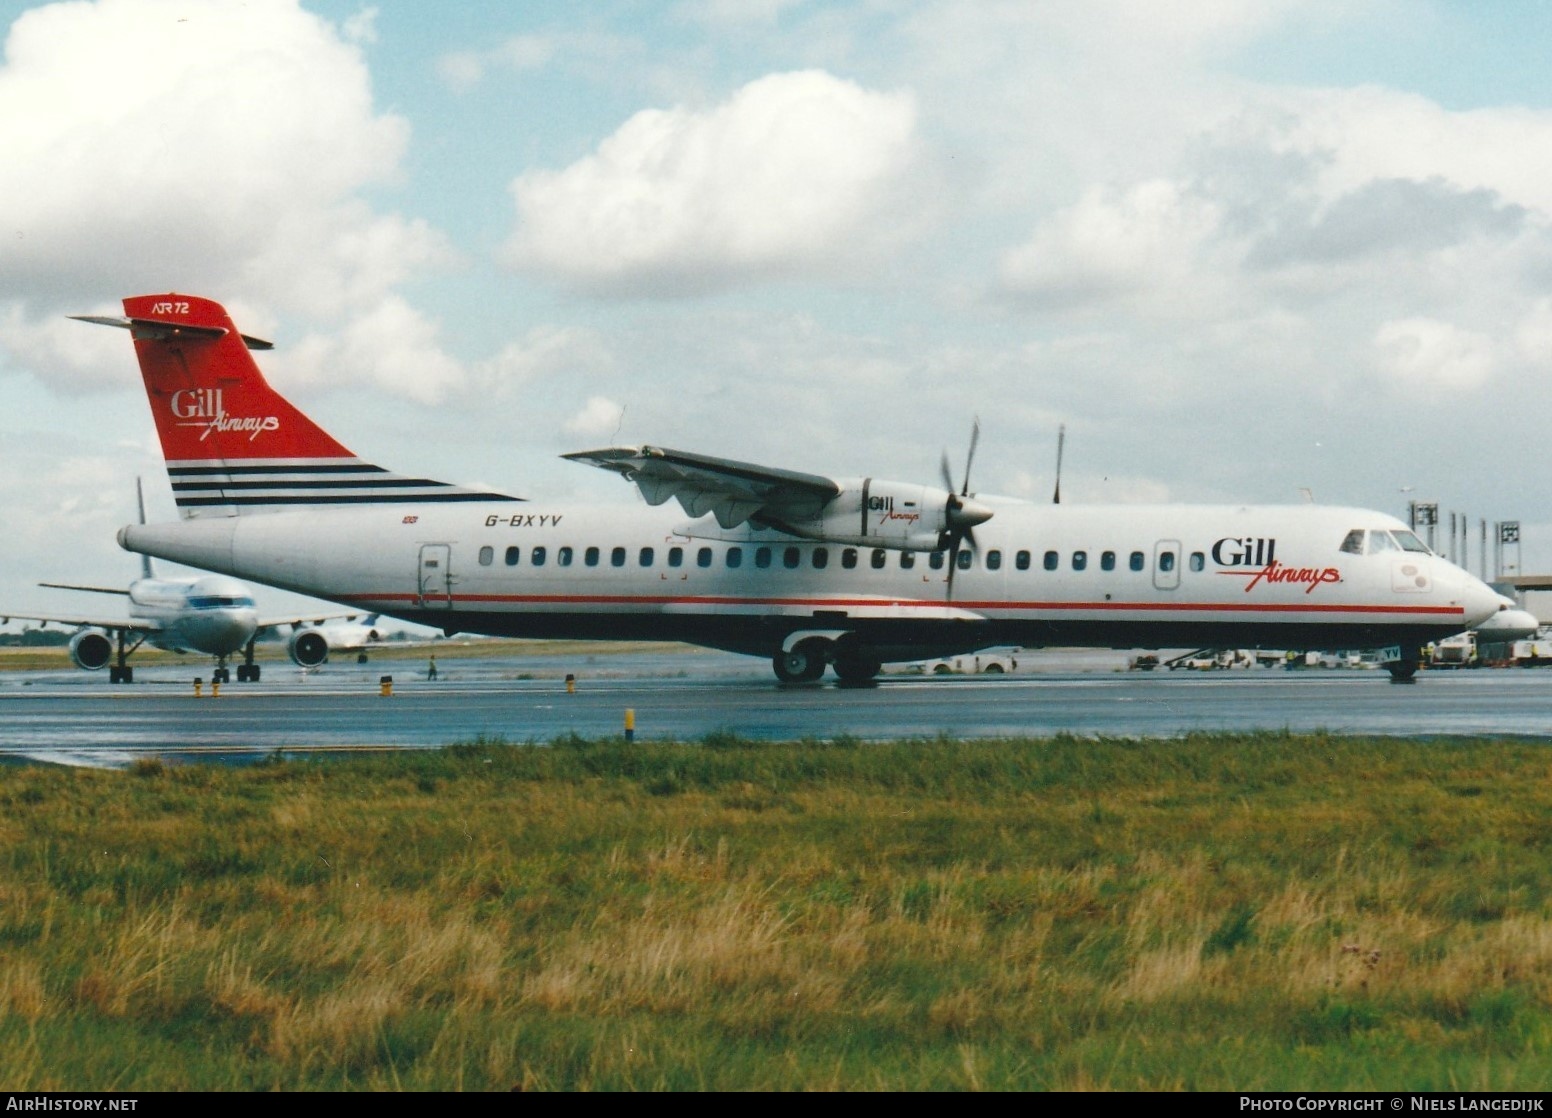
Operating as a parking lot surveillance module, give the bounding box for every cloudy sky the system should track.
[2,0,1550,624]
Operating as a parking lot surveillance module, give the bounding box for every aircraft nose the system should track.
[187,608,258,654]
[1477,598,1541,642]
[1459,575,1507,631]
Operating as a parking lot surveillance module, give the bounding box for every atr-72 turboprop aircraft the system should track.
[80,293,1511,684]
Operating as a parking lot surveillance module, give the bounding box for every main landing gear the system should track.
[771,638,882,686]
[108,631,142,684]
[234,638,261,682]
[773,642,826,684]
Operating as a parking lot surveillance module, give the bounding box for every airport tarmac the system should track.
[2,646,1550,767]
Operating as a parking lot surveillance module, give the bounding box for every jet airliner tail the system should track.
[76,293,521,518]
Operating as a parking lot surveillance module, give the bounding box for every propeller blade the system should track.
[962,418,980,496]
[937,419,988,602]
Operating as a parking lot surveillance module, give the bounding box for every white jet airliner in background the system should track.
[284,613,389,665]
[79,293,1513,684]
[1,479,369,682]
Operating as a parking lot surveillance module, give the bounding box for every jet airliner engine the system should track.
[68,628,113,671]
[287,628,330,667]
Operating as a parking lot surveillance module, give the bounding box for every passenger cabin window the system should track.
[1129,551,1144,571]
[668,547,684,568]
[987,549,1002,571]
[1016,550,1030,570]
[1043,550,1058,571]
[784,547,801,569]
[727,547,743,569]
[478,546,493,566]
[585,546,600,566]
[639,547,654,567]
[956,550,972,570]
[1158,551,1175,573]
[842,548,858,569]
[871,549,886,569]
[1339,529,1365,555]
[558,546,573,567]
[900,552,916,569]
[1189,552,1205,572]
[1072,550,1087,571]
[612,546,627,567]
[928,552,945,570]
[812,548,829,569]
[505,546,520,566]
[531,546,547,567]
[697,547,712,568]
[756,547,772,569]
[1101,550,1115,571]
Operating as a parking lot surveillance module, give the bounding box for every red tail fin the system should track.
[76,293,520,518]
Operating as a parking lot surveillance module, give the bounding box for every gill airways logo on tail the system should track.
[169,388,280,442]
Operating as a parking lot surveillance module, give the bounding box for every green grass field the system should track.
[2,731,1551,1090]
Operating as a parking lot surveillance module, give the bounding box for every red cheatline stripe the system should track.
[339,592,1466,617]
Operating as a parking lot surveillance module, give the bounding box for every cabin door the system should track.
[417,544,454,608]
[1152,540,1181,591]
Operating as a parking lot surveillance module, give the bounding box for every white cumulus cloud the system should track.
[503,70,919,295]
[278,297,465,405]
[0,0,459,395]
[1374,317,1495,392]
[564,396,626,438]
[997,180,1227,309]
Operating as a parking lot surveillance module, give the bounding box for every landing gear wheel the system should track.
[1387,646,1421,684]
[832,656,882,686]
[773,642,828,683]
[236,664,259,682]
[213,667,230,684]
[109,665,132,684]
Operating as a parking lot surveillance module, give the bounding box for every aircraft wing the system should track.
[561,445,840,530]
[256,611,366,631]
[0,610,160,634]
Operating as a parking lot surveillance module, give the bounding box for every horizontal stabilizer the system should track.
[39,581,130,596]
[70,314,273,350]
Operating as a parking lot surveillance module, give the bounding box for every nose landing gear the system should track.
[1385,645,1421,684]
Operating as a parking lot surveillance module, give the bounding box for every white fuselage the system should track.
[118,495,1505,664]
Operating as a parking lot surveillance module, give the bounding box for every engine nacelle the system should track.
[69,629,113,671]
[776,479,992,551]
[288,628,330,667]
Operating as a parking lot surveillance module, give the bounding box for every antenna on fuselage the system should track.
[1052,424,1065,504]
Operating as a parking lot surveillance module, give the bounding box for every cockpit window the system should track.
[1392,529,1431,553]
[1339,530,1365,555]
[189,595,255,609]
[1368,530,1400,553]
